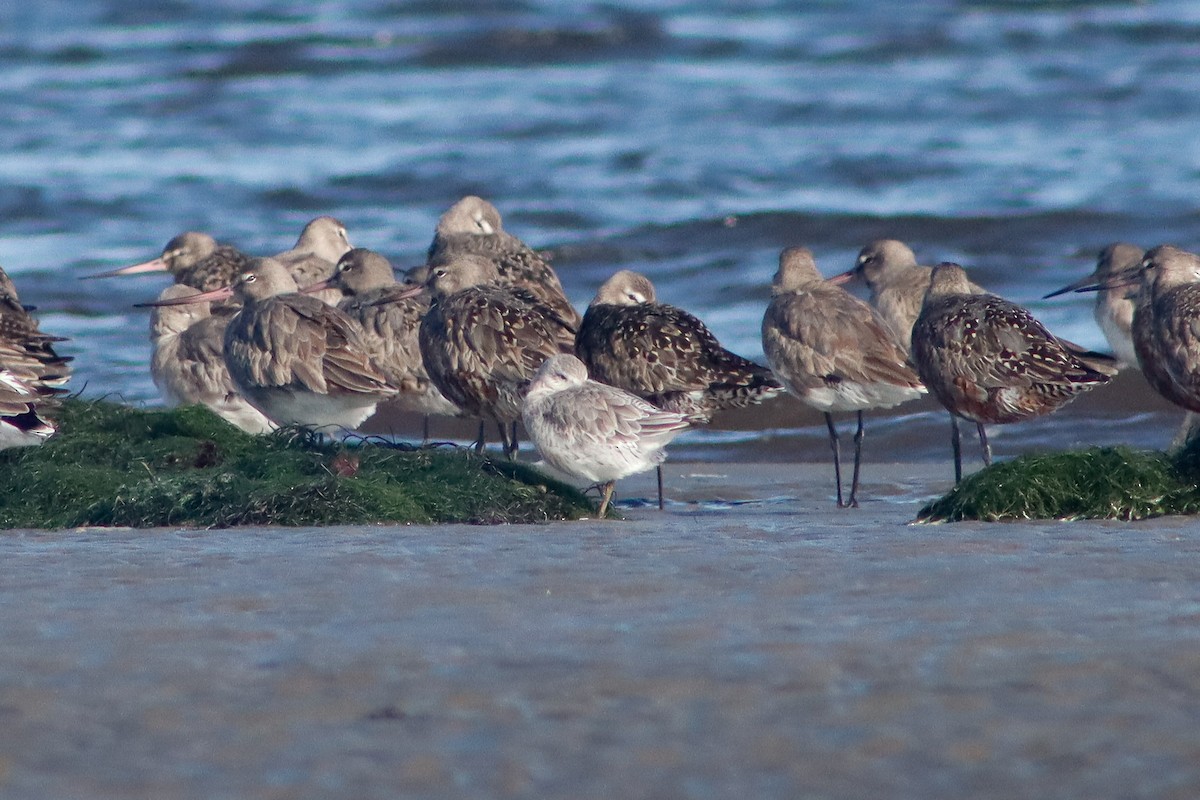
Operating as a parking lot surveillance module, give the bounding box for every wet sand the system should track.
[2,463,1199,798]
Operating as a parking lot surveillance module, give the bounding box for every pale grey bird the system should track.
[522,353,689,518]
[1043,242,1144,367]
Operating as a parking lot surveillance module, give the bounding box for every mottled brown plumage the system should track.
[912,263,1116,480]
[1128,245,1200,414]
[427,195,581,330]
[576,270,782,425]
[762,247,925,507]
[833,239,986,353]
[418,254,576,457]
[306,248,459,420]
[0,265,69,447]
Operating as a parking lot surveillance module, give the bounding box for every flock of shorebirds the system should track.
[1,194,1196,515]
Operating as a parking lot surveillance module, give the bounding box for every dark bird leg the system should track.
[976,422,991,467]
[474,419,486,454]
[422,415,431,445]
[950,415,963,484]
[509,421,520,459]
[656,466,665,511]
[825,412,845,508]
[847,410,864,508]
[597,480,616,518]
[496,421,517,460]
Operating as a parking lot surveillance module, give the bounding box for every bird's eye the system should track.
[243,273,256,283]
[434,268,447,278]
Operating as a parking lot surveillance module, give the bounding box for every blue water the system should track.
[2,1,1198,459]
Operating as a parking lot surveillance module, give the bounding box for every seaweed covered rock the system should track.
[918,443,1200,522]
[0,399,594,528]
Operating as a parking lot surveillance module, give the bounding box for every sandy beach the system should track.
[2,462,1199,799]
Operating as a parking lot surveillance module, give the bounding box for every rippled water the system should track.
[3,1,1199,462]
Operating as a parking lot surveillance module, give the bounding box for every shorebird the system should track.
[302,248,460,428]
[523,354,689,518]
[272,216,354,305]
[147,284,276,434]
[1043,242,1144,367]
[576,269,783,507]
[427,195,581,330]
[832,239,987,352]
[1123,246,1200,414]
[762,247,926,507]
[0,265,70,447]
[84,231,251,292]
[409,253,576,458]
[911,263,1117,482]
[138,257,397,431]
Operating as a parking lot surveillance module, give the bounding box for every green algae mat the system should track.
[918,444,1200,522]
[0,400,594,528]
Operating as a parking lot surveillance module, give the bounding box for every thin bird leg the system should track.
[509,421,520,459]
[951,415,963,484]
[496,420,517,460]
[847,410,864,508]
[656,466,665,511]
[976,422,991,467]
[825,412,845,508]
[422,415,431,446]
[473,419,486,454]
[597,481,616,518]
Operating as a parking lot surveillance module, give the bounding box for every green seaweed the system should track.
[0,399,595,528]
[918,443,1200,522]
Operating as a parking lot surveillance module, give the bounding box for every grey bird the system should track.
[84,231,251,293]
[427,195,581,330]
[147,284,275,434]
[762,247,926,507]
[138,257,397,431]
[832,238,986,352]
[1044,242,1144,367]
[302,248,461,432]
[523,354,689,518]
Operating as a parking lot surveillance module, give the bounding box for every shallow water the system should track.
[2,1,1198,460]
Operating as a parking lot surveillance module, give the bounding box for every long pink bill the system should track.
[81,257,169,280]
[299,277,334,295]
[826,269,855,286]
[133,285,235,308]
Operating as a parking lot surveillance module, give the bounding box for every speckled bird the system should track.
[147,284,275,434]
[523,354,689,518]
[1128,245,1200,415]
[911,262,1117,482]
[1044,242,1144,367]
[426,195,581,330]
[0,265,70,447]
[303,248,460,426]
[85,231,252,293]
[832,239,987,353]
[414,253,577,458]
[762,247,926,507]
[138,257,397,431]
[576,270,783,424]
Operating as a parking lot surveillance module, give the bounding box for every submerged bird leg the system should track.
[825,412,845,508]
[597,480,616,518]
[977,422,992,467]
[656,465,665,511]
[951,415,963,484]
[473,419,486,454]
[847,410,864,508]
